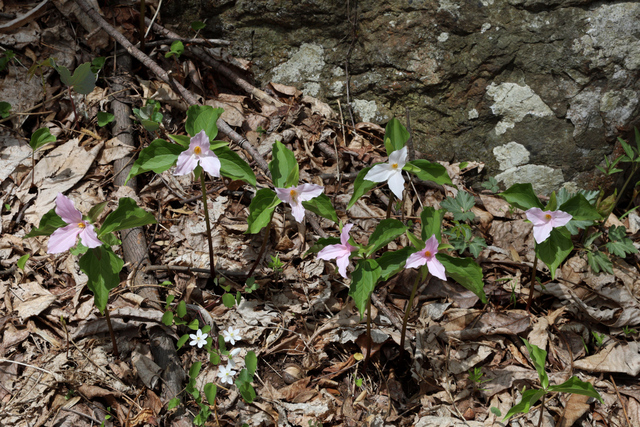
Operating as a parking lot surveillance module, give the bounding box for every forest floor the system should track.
[1,1,640,426]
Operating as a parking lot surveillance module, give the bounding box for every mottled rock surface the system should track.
[164,0,640,193]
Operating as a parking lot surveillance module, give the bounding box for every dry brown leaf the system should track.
[558,392,591,427]
[573,342,640,376]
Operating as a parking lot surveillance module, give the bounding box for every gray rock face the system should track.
[165,0,640,193]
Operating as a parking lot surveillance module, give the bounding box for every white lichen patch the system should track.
[599,89,639,135]
[493,142,530,171]
[495,165,564,196]
[272,43,325,85]
[468,108,479,119]
[481,23,491,33]
[486,82,554,135]
[351,99,378,123]
[438,0,460,16]
[438,32,449,42]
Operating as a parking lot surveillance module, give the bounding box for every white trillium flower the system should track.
[227,348,242,369]
[364,146,408,200]
[222,326,242,345]
[189,329,208,348]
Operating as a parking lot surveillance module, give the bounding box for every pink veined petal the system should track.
[533,221,554,244]
[340,223,354,246]
[551,210,572,227]
[364,163,394,183]
[317,244,349,261]
[274,187,293,204]
[289,201,307,222]
[525,207,548,226]
[427,257,447,281]
[198,154,221,177]
[386,170,405,200]
[174,152,198,176]
[405,251,428,269]
[48,223,82,254]
[190,130,210,149]
[78,223,102,248]
[55,193,82,224]
[389,146,408,168]
[424,235,439,254]
[335,253,351,279]
[296,184,324,202]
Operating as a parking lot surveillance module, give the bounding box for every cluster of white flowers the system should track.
[189,326,243,386]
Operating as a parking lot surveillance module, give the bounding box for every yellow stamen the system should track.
[391,163,399,169]
[194,146,202,155]
[545,214,552,220]
[78,222,86,229]
[425,251,432,257]
[290,189,298,203]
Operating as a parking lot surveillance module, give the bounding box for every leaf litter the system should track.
[0,2,639,427]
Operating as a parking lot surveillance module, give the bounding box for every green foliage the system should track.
[504,339,602,422]
[436,254,487,303]
[365,219,407,257]
[0,101,11,118]
[383,118,410,155]
[481,176,500,193]
[79,247,125,313]
[191,21,206,31]
[97,197,157,237]
[535,227,573,279]
[133,100,163,132]
[348,166,376,209]
[165,40,185,58]
[592,331,606,347]
[185,105,223,140]
[97,111,114,127]
[420,207,445,242]
[90,57,106,74]
[440,191,476,222]
[403,160,452,185]
[17,254,29,271]
[29,127,56,151]
[54,61,97,95]
[0,50,15,71]
[267,253,284,273]
[213,145,257,187]
[269,141,299,188]
[24,208,66,238]
[125,139,183,184]
[605,225,638,258]
[376,246,414,281]
[246,188,280,234]
[302,193,339,223]
[443,222,487,257]
[500,183,544,210]
[349,259,382,317]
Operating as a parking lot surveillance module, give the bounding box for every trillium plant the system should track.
[500,183,601,311]
[126,105,257,281]
[26,193,157,357]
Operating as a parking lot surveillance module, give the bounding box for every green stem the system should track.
[248,218,272,277]
[364,296,372,370]
[614,163,640,212]
[200,171,216,279]
[104,306,119,359]
[400,267,425,354]
[537,393,546,427]
[526,256,539,313]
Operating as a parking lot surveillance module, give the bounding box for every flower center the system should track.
[290,189,298,203]
[77,222,86,229]
[391,163,399,169]
[194,146,202,155]
[424,251,432,257]
[545,214,552,220]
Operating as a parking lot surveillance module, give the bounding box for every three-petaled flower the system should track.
[222,326,242,345]
[174,130,221,177]
[189,329,208,348]
[364,146,408,200]
[217,364,236,385]
[274,184,324,223]
[227,347,241,369]
[47,193,102,254]
[525,208,572,244]
[317,223,358,279]
[404,234,447,281]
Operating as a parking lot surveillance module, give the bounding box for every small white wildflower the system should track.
[222,326,242,345]
[189,329,208,348]
[217,364,236,385]
[227,348,242,369]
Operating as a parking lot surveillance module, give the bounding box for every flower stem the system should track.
[248,218,272,277]
[364,296,372,370]
[386,193,395,219]
[537,393,546,427]
[200,171,216,279]
[400,268,424,354]
[526,256,538,313]
[104,306,119,358]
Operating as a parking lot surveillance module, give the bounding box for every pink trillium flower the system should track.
[404,234,446,281]
[525,208,572,244]
[173,130,221,177]
[274,184,324,223]
[47,193,102,254]
[317,223,358,278]
[364,146,408,200]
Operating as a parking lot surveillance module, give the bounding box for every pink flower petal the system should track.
[335,253,351,279]
[424,235,439,254]
[78,223,102,248]
[48,223,82,254]
[274,187,293,204]
[551,210,572,227]
[533,221,555,244]
[340,224,354,246]
[525,207,548,225]
[54,193,82,224]
[290,201,306,222]
[405,251,427,269]
[317,244,349,261]
[191,130,209,148]
[174,152,198,176]
[427,257,447,281]
[198,154,221,177]
[296,184,324,202]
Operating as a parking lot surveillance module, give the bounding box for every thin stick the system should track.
[386,193,394,219]
[537,393,546,427]
[139,0,145,51]
[200,172,216,279]
[526,256,539,312]
[247,219,272,277]
[364,296,373,370]
[0,358,60,379]
[610,374,632,427]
